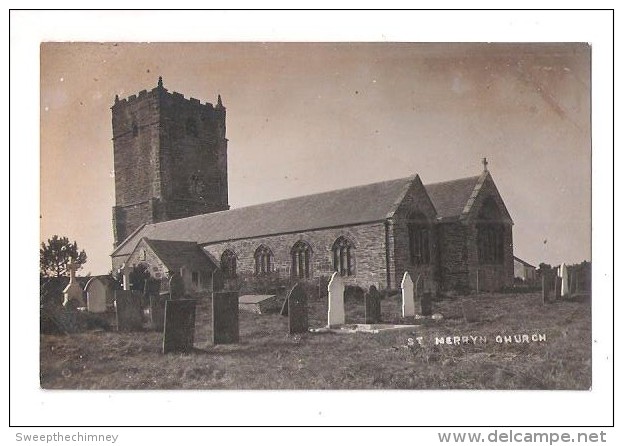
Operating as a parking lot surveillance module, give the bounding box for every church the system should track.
[110,79,514,295]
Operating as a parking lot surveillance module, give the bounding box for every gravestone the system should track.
[560,263,569,298]
[212,291,239,344]
[364,285,382,324]
[420,293,432,317]
[541,274,550,304]
[169,273,186,300]
[162,299,197,353]
[327,272,345,327]
[461,299,479,322]
[287,284,308,334]
[84,277,108,313]
[149,294,167,331]
[400,272,415,318]
[554,276,562,300]
[115,290,143,331]
[63,259,85,307]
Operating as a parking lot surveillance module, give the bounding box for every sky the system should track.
[40,42,591,275]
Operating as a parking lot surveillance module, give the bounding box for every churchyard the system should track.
[40,271,591,390]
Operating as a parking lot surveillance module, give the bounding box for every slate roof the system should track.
[113,175,417,257]
[142,239,217,271]
[425,175,482,221]
[513,256,536,269]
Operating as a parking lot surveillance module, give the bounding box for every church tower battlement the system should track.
[111,77,229,247]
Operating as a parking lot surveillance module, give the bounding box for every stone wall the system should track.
[202,222,389,289]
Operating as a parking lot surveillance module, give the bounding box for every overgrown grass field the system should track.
[40,291,591,390]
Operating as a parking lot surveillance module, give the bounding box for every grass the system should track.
[39,291,591,390]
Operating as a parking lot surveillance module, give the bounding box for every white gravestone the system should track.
[401,272,415,318]
[327,272,345,327]
[560,263,570,298]
[84,277,108,313]
[62,259,85,307]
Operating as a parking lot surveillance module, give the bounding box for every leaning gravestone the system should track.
[287,283,308,334]
[168,273,185,300]
[162,299,198,354]
[364,285,382,324]
[401,272,415,318]
[115,290,143,331]
[212,291,239,344]
[327,272,345,328]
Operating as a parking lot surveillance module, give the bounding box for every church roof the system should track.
[112,175,417,257]
[140,239,217,271]
[424,175,482,221]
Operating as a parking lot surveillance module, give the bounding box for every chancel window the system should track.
[407,212,431,265]
[332,237,354,276]
[220,250,237,279]
[254,245,274,275]
[477,197,505,265]
[291,241,312,279]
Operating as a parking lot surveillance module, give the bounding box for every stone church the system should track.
[110,79,514,294]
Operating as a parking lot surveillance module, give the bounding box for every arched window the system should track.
[254,245,274,275]
[407,212,431,265]
[220,250,237,279]
[477,198,505,265]
[186,117,198,137]
[132,122,139,137]
[332,237,355,276]
[291,241,312,279]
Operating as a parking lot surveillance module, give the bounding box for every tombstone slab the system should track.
[84,277,108,313]
[327,272,345,327]
[150,294,167,331]
[162,299,197,353]
[541,274,550,305]
[168,273,186,300]
[239,294,277,314]
[420,293,433,317]
[560,263,570,298]
[400,272,415,318]
[115,290,143,331]
[212,291,239,344]
[554,276,562,301]
[365,285,382,324]
[287,284,308,334]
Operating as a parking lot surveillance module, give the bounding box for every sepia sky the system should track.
[40,42,591,275]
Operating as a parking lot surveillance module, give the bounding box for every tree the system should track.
[40,235,87,278]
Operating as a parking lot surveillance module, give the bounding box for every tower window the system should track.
[186,118,198,137]
[332,237,355,276]
[254,245,274,275]
[132,122,138,137]
[220,250,237,279]
[291,241,312,279]
[407,212,431,265]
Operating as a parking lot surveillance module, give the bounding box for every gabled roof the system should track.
[424,175,482,221]
[112,176,418,257]
[140,239,217,272]
[513,256,536,269]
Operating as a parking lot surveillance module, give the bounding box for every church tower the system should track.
[111,77,229,247]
